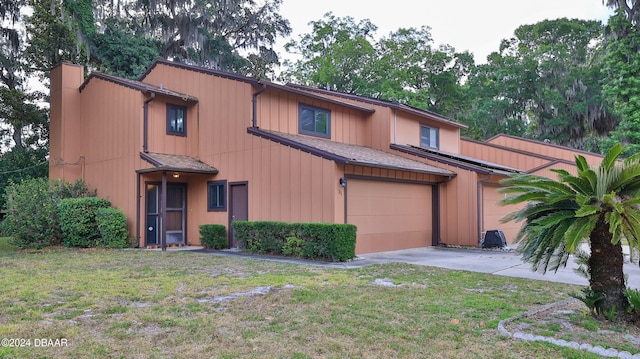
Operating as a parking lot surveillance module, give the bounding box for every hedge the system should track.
[95,207,129,248]
[58,197,111,247]
[231,221,356,262]
[199,224,227,249]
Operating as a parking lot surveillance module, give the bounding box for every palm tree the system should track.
[500,143,640,323]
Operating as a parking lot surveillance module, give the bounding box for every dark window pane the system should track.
[420,125,438,149]
[208,181,226,211]
[166,186,184,208]
[167,104,186,135]
[316,112,328,134]
[300,108,315,131]
[299,104,330,137]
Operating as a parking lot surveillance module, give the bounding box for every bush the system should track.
[231,221,356,262]
[3,178,96,249]
[199,224,227,249]
[58,197,111,247]
[95,207,129,248]
[3,178,57,249]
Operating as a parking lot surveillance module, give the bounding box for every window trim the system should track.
[298,103,331,138]
[207,180,227,212]
[167,104,187,136]
[420,123,439,149]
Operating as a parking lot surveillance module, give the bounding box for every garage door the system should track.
[348,179,433,254]
[482,184,522,245]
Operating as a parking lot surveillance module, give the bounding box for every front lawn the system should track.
[0,237,599,358]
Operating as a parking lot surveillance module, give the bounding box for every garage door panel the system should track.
[349,179,432,254]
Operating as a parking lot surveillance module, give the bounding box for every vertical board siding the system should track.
[76,78,145,237]
[486,135,603,166]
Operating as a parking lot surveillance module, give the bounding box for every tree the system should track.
[282,12,378,95]
[376,27,473,117]
[124,0,291,75]
[500,143,640,323]
[601,1,640,155]
[23,0,88,79]
[464,18,616,147]
[283,15,472,119]
[90,18,161,79]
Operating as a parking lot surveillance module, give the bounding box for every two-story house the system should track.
[49,60,604,254]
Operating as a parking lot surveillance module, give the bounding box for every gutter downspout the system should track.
[136,173,141,248]
[139,92,155,249]
[393,109,397,144]
[252,82,267,128]
[143,92,156,153]
[477,173,494,246]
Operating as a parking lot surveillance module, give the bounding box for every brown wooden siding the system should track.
[486,135,603,165]
[75,77,147,238]
[394,113,460,153]
[460,139,550,172]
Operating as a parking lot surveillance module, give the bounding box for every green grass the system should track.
[0,237,611,358]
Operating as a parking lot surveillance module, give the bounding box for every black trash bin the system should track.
[481,230,507,248]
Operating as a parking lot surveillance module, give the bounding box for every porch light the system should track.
[172,172,180,178]
[339,178,347,187]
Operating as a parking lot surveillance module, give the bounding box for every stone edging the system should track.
[498,298,640,358]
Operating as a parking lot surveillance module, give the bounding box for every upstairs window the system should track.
[299,104,330,138]
[167,104,186,136]
[420,124,439,149]
[207,180,226,211]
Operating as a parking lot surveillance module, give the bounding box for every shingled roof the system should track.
[248,128,456,179]
[138,152,218,174]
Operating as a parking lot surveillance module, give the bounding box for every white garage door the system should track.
[348,179,433,254]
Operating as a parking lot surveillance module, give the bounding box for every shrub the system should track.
[3,178,57,249]
[282,233,303,257]
[199,224,227,249]
[232,221,356,261]
[95,207,129,248]
[3,178,96,249]
[58,197,111,247]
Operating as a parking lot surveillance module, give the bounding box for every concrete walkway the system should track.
[194,246,640,289]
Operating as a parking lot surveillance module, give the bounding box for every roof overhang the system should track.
[248,128,456,181]
[391,144,521,176]
[138,152,218,175]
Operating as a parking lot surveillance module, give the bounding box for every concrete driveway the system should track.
[342,247,640,289]
[199,246,640,289]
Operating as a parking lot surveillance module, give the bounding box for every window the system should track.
[420,124,439,149]
[299,104,330,138]
[207,180,226,211]
[167,104,186,136]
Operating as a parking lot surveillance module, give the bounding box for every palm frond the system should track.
[600,142,622,172]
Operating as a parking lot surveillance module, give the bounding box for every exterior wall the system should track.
[146,96,199,157]
[486,135,603,166]
[460,139,551,172]
[49,63,84,181]
[255,90,369,146]
[394,112,460,153]
[439,169,480,246]
[481,183,523,244]
[142,64,341,245]
[76,78,147,239]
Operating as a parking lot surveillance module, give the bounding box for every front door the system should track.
[146,183,187,246]
[228,182,248,248]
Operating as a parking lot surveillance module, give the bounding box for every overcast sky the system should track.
[277,0,615,64]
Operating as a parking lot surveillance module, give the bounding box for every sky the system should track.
[277,0,615,64]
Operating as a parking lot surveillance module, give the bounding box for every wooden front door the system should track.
[228,182,248,248]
